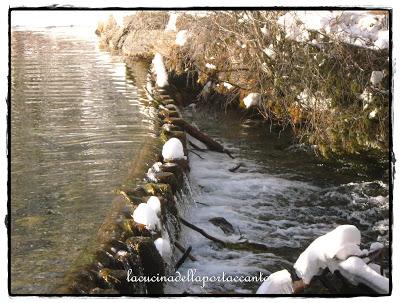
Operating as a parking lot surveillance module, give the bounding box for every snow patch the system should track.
[147,196,161,216]
[277,11,389,49]
[223,82,233,90]
[205,63,217,70]
[369,242,384,253]
[370,71,384,85]
[152,53,169,88]
[243,93,261,108]
[162,138,185,161]
[132,203,160,231]
[263,44,276,59]
[175,30,188,46]
[256,269,293,294]
[165,12,178,32]
[369,108,378,119]
[154,237,172,259]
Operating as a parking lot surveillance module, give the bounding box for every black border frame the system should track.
[7,5,393,297]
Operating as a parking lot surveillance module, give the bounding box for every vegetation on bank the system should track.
[96,11,390,159]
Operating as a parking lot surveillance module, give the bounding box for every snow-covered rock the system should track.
[256,269,293,294]
[152,53,169,88]
[154,237,172,259]
[370,71,384,85]
[294,225,362,284]
[147,196,161,216]
[338,256,389,294]
[243,93,261,108]
[175,30,188,46]
[162,138,185,161]
[132,203,160,231]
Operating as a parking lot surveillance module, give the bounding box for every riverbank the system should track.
[96,10,390,161]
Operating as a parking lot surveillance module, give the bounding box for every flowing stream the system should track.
[167,108,389,294]
[10,27,156,294]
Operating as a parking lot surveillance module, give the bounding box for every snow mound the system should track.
[175,30,188,46]
[154,237,172,259]
[338,256,389,294]
[132,203,160,231]
[152,53,169,88]
[370,71,384,85]
[243,93,261,108]
[147,196,161,216]
[294,225,362,284]
[256,269,293,294]
[162,138,185,161]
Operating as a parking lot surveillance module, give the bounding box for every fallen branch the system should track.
[175,246,193,271]
[165,117,234,158]
[179,216,226,245]
[174,241,197,261]
[179,216,299,255]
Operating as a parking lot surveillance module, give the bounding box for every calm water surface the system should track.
[11,27,155,294]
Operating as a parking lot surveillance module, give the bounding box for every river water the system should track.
[10,27,156,294]
[168,108,390,294]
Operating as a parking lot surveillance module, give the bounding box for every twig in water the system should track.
[188,140,207,152]
[174,241,197,261]
[179,216,226,245]
[195,201,210,206]
[224,149,235,159]
[175,246,193,270]
[189,149,205,159]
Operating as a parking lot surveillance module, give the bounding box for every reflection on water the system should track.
[168,109,389,294]
[11,28,155,294]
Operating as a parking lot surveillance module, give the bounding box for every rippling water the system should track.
[10,27,156,294]
[168,109,389,294]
